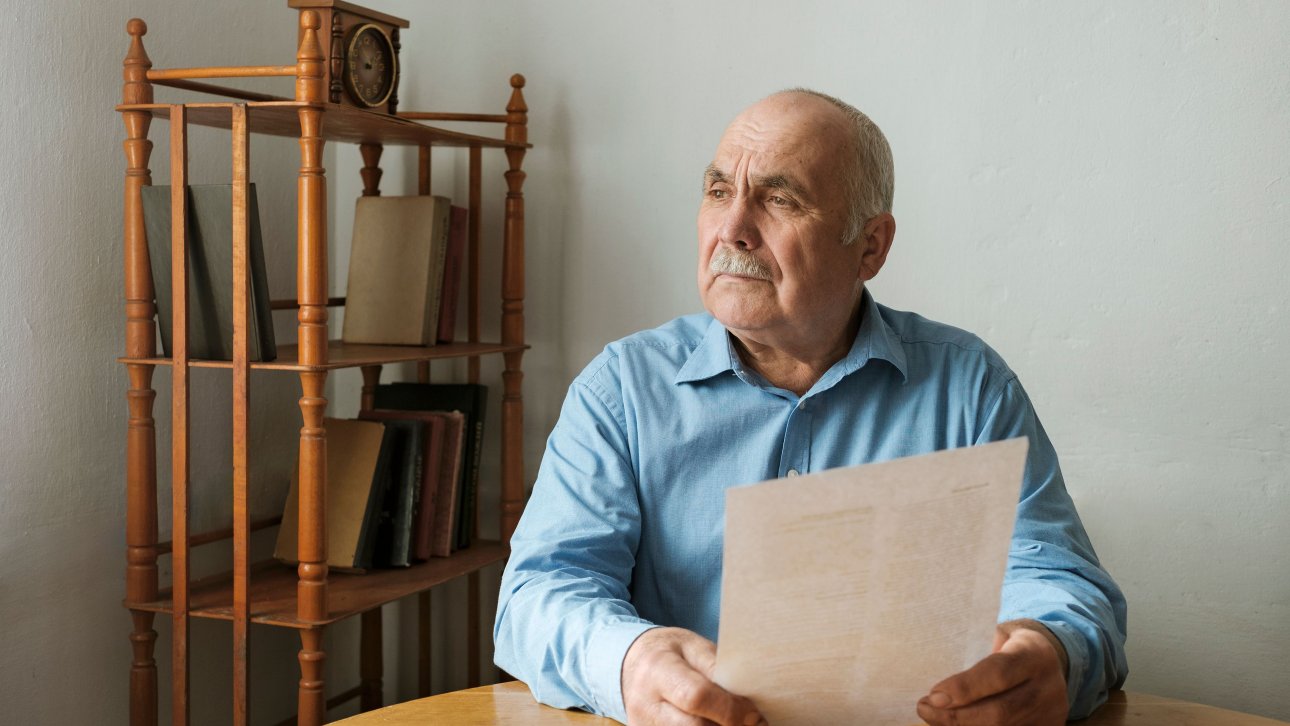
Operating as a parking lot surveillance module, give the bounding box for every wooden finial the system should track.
[296,10,325,103]
[506,74,527,146]
[508,75,527,111]
[123,18,152,105]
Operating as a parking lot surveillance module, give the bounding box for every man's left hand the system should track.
[916,619,1069,726]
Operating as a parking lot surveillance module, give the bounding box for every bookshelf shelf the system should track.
[115,101,533,149]
[130,542,509,628]
[118,340,530,371]
[117,5,530,725]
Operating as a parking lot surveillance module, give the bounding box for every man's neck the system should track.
[729,303,864,397]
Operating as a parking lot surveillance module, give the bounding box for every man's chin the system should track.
[703,302,777,334]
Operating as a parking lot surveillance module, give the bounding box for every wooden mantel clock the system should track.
[288,0,409,114]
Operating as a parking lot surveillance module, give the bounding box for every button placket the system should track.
[779,399,812,478]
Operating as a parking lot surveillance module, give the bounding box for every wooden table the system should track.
[332,681,1288,725]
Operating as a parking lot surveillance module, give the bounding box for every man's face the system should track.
[697,94,869,346]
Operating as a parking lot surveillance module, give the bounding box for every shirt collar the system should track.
[673,314,737,384]
[837,288,909,383]
[674,289,908,386]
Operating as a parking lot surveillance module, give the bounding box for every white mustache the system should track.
[709,248,771,281]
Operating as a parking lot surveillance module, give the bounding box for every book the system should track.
[436,205,468,343]
[372,383,487,549]
[274,418,393,571]
[433,412,467,556]
[363,409,465,558]
[342,195,452,346]
[414,416,445,559]
[358,415,425,568]
[141,184,277,361]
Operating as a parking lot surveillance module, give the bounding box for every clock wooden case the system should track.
[288,0,409,114]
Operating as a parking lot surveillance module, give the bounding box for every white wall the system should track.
[361,0,1290,719]
[1,0,1286,723]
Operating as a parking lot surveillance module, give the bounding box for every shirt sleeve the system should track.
[976,376,1129,719]
[493,361,654,723]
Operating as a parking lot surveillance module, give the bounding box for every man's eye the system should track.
[708,188,728,199]
[768,195,791,207]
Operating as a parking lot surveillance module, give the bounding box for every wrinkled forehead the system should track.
[710,95,850,182]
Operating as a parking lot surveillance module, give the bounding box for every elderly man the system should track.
[494,89,1127,726]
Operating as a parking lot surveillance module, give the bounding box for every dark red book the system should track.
[431,412,466,556]
[412,416,444,560]
[436,205,468,343]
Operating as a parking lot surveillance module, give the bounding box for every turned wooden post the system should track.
[418,145,431,195]
[359,142,383,197]
[294,11,329,726]
[360,365,382,412]
[500,74,527,544]
[122,18,159,726]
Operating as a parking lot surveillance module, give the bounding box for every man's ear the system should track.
[857,212,896,282]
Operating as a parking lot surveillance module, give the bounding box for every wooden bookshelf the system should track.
[118,6,529,725]
[119,340,529,371]
[131,542,509,627]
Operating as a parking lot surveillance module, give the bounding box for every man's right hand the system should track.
[621,627,766,726]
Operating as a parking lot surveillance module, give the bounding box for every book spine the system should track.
[355,426,396,570]
[437,206,467,343]
[462,418,484,547]
[406,429,424,563]
[413,417,443,561]
[423,201,452,345]
[433,415,465,557]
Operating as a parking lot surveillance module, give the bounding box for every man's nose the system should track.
[717,196,761,250]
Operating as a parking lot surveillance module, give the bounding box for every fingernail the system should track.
[744,715,758,726]
[927,691,951,708]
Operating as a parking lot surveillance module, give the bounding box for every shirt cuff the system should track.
[1040,619,1093,717]
[585,620,660,723]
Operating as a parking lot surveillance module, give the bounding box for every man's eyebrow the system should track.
[754,173,809,199]
[703,164,728,185]
[703,165,808,198]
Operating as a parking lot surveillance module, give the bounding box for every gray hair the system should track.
[780,88,895,244]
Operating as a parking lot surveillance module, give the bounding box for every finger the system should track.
[992,625,1010,653]
[660,660,762,726]
[679,636,719,679]
[920,679,1059,726]
[924,683,1024,726]
[926,651,1031,708]
[916,697,953,726]
[643,698,716,726]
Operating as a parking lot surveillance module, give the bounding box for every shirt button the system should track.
[787,469,800,477]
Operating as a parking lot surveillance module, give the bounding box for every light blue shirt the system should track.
[494,291,1128,722]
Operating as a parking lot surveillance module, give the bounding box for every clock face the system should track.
[343,24,397,108]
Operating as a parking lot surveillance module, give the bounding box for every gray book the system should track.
[141,184,276,361]
[341,195,451,346]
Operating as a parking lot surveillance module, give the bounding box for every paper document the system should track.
[713,438,1029,725]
